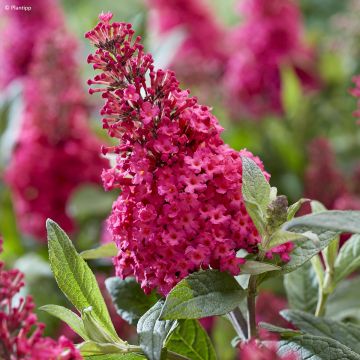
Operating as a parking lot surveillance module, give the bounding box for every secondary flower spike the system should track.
[224,0,320,118]
[86,13,291,295]
[5,27,107,240]
[0,238,82,359]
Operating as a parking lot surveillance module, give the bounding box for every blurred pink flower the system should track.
[256,291,290,328]
[0,0,63,88]
[305,138,347,209]
[239,339,297,360]
[5,29,107,240]
[224,0,320,118]
[350,75,360,125]
[0,239,81,359]
[146,0,227,82]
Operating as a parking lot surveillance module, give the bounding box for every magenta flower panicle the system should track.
[85,13,292,295]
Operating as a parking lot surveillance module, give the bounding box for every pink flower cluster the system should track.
[305,138,360,211]
[256,292,290,328]
[0,239,81,359]
[85,13,293,295]
[5,25,106,240]
[146,0,319,119]
[239,340,297,360]
[146,0,227,82]
[223,0,320,118]
[0,0,63,87]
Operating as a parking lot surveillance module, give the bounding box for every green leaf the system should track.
[79,341,141,356]
[46,220,118,340]
[327,277,360,321]
[81,243,118,260]
[40,304,88,340]
[137,300,176,360]
[105,277,158,326]
[281,309,360,354]
[279,226,339,274]
[310,200,327,213]
[287,199,309,221]
[278,334,360,360]
[240,260,280,275]
[160,270,245,320]
[0,188,23,261]
[241,156,271,236]
[166,320,217,360]
[265,230,309,251]
[281,66,302,116]
[333,234,360,286]
[284,261,319,314]
[82,306,123,344]
[283,210,360,234]
[259,322,300,338]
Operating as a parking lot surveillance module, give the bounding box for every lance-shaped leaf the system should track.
[166,320,217,360]
[40,304,88,340]
[264,230,309,251]
[46,220,118,340]
[278,334,360,360]
[287,198,309,221]
[283,210,360,234]
[333,234,360,286]
[241,156,271,236]
[78,341,141,356]
[137,300,176,360]
[81,243,118,260]
[281,309,360,354]
[284,261,318,314]
[105,277,158,326]
[160,270,245,320]
[239,260,280,275]
[327,276,360,322]
[278,225,339,275]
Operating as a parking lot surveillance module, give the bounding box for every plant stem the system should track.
[227,307,248,340]
[247,276,258,339]
[315,290,328,317]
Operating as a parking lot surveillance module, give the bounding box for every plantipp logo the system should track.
[4,4,32,11]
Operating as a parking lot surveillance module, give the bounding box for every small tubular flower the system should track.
[85,14,293,295]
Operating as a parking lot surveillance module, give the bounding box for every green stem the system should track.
[247,276,258,339]
[315,290,328,317]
